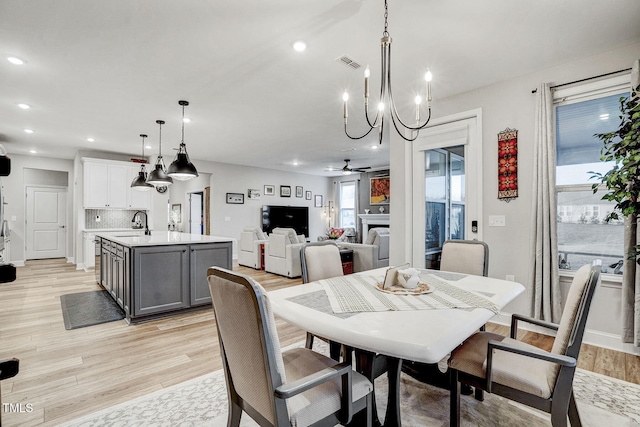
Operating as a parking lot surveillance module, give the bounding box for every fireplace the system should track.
[358,214,390,239]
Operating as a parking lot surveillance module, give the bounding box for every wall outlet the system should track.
[506,274,515,282]
[224,217,231,222]
[11,215,16,221]
[96,215,101,222]
[489,215,506,227]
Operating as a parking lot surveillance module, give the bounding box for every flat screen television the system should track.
[262,205,309,237]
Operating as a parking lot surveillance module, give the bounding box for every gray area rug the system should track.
[62,343,640,426]
[60,290,125,330]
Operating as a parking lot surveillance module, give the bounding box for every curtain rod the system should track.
[530,68,632,94]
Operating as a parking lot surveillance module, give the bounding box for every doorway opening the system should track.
[189,191,204,235]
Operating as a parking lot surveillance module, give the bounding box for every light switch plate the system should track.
[488,215,506,227]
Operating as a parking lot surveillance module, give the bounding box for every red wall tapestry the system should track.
[498,128,518,201]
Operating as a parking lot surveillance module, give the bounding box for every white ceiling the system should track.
[2,0,640,176]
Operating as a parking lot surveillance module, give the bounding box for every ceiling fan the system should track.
[326,159,372,175]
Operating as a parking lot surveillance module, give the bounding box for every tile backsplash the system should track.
[85,209,147,229]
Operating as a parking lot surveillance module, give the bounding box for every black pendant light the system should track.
[167,100,198,181]
[130,134,154,191]
[146,120,173,187]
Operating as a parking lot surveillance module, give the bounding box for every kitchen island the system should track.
[95,231,234,324]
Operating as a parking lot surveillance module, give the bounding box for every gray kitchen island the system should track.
[95,231,234,324]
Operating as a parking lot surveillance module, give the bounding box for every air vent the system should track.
[336,55,362,70]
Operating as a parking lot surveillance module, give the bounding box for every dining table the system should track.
[268,267,525,427]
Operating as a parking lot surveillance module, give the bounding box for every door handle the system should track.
[59,225,66,229]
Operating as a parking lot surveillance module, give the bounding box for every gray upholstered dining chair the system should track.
[439,239,489,277]
[300,241,344,357]
[448,264,600,427]
[208,267,373,427]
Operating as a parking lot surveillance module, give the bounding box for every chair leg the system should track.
[474,387,484,401]
[450,369,461,427]
[305,332,314,349]
[568,391,582,427]
[227,400,242,427]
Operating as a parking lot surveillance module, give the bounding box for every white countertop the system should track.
[96,231,235,247]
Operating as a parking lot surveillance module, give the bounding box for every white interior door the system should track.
[189,192,203,235]
[26,187,67,260]
[411,115,482,268]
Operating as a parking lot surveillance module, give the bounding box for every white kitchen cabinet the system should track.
[83,231,96,269]
[127,165,150,210]
[83,161,128,208]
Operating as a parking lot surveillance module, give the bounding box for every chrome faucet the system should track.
[132,211,151,236]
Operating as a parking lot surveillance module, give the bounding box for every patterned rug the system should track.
[62,345,640,427]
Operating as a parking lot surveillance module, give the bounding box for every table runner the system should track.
[319,272,501,314]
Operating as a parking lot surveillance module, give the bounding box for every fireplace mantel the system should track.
[358,213,390,238]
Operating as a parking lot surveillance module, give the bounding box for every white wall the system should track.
[2,154,74,265]
[390,42,640,352]
[187,161,332,257]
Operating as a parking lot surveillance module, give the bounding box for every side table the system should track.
[339,248,354,275]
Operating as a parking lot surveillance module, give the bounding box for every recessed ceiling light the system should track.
[87,137,95,142]
[7,56,25,65]
[145,145,152,150]
[182,117,191,123]
[24,129,34,134]
[293,41,306,52]
[292,161,299,166]
[29,149,37,154]
[371,144,378,149]
[18,103,31,109]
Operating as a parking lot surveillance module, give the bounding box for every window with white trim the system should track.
[338,181,357,228]
[555,76,630,274]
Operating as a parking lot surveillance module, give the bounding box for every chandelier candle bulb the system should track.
[415,95,422,122]
[343,92,349,120]
[364,67,370,98]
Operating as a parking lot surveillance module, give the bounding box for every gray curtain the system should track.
[530,82,562,323]
[622,59,640,346]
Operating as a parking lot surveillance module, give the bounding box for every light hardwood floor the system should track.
[1,259,639,426]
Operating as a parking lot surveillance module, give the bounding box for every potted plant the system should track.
[591,84,640,265]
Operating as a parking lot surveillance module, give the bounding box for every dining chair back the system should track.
[301,241,344,283]
[300,241,345,356]
[207,267,373,427]
[439,240,489,277]
[448,263,601,427]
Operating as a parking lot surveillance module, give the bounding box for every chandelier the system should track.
[342,0,433,144]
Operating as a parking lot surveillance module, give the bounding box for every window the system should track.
[339,181,357,228]
[555,78,629,274]
[424,146,465,263]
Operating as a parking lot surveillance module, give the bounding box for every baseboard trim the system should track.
[494,312,640,356]
[12,260,25,267]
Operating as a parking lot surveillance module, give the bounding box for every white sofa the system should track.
[238,226,268,269]
[338,227,390,272]
[264,228,307,278]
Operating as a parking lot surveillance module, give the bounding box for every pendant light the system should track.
[146,120,173,187]
[167,100,198,181]
[130,134,154,191]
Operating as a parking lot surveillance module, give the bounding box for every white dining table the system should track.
[269,267,524,427]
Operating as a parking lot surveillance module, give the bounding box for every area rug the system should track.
[61,344,640,426]
[60,290,125,330]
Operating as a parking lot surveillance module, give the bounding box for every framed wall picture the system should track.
[370,176,390,204]
[171,204,181,223]
[248,189,261,199]
[296,186,303,198]
[264,185,275,196]
[226,193,244,204]
[280,185,291,197]
[314,194,323,208]
[305,191,312,200]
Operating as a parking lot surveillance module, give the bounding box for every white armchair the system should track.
[237,226,268,269]
[338,227,390,272]
[264,228,307,278]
